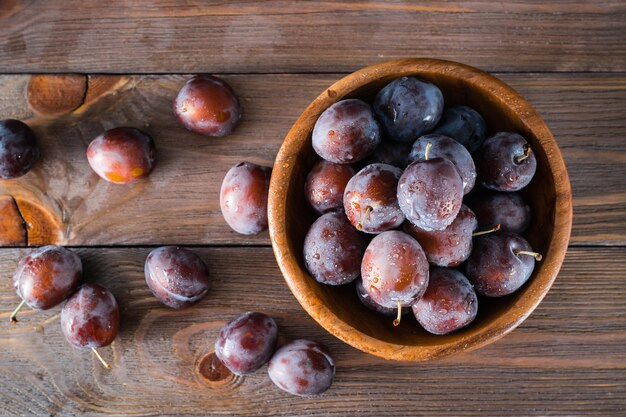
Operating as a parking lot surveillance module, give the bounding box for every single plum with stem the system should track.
[465,232,542,297]
[343,163,404,234]
[476,132,537,192]
[397,143,464,231]
[60,283,120,369]
[361,230,429,326]
[11,245,82,324]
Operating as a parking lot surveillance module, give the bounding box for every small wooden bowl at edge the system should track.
[268,58,573,362]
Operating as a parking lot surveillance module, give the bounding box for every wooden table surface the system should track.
[1,2,625,416]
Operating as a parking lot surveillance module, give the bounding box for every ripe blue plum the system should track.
[373,77,444,142]
[0,119,40,179]
[312,99,381,164]
[431,105,487,153]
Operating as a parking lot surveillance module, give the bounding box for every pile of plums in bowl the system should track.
[268,59,572,361]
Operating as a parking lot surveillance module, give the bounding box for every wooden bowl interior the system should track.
[271,60,569,359]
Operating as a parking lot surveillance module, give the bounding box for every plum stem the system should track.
[425,143,433,161]
[393,300,402,327]
[514,144,532,164]
[92,347,111,369]
[356,206,373,231]
[513,250,543,261]
[9,299,26,324]
[472,223,501,237]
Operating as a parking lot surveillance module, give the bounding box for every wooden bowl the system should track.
[268,59,573,361]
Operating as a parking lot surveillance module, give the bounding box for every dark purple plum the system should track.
[403,204,477,267]
[359,140,412,169]
[465,232,542,297]
[303,212,367,285]
[412,267,478,335]
[220,162,272,235]
[305,160,355,214]
[86,127,156,184]
[11,245,82,323]
[408,134,476,194]
[312,99,381,164]
[268,339,335,396]
[144,246,211,309]
[214,312,278,375]
[397,157,463,231]
[343,163,404,234]
[431,105,487,153]
[0,119,40,179]
[373,77,444,142]
[361,231,429,325]
[355,277,410,317]
[476,132,537,192]
[467,189,531,234]
[173,75,241,137]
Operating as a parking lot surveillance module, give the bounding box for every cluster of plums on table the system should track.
[301,76,542,333]
[214,312,335,396]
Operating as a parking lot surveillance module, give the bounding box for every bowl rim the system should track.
[268,58,573,362]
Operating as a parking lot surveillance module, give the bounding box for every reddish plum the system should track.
[312,99,381,164]
[403,204,478,267]
[361,231,429,324]
[220,162,272,235]
[60,283,120,368]
[144,246,211,309]
[343,163,404,234]
[11,245,82,323]
[268,339,335,396]
[214,312,278,375]
[412,267,478,335]
[0,119,40,179]
[86,127,156,184]
[305,160,355,214]
[173,75,241,137]
[303,212,367,285]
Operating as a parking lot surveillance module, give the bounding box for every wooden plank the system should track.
[0,1,625,73]
[1,73,624,246]
[0,246,624,416]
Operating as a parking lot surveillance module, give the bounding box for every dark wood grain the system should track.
[0,73,623,246]
[0,1,625,73]
[0,246,624,416]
